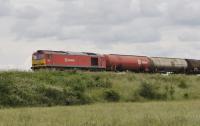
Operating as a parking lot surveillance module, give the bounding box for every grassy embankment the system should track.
[0,71,200,107]
[0,101,200,126]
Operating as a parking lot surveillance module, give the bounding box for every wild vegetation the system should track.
[0,100,200,126]
[0,70,200,107]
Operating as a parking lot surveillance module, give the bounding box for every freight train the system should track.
[31,50,200,74]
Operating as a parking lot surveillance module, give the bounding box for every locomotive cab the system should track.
[32,51,47,67]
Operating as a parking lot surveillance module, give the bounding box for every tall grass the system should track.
[0,100,200,126]
[0,70,200,107]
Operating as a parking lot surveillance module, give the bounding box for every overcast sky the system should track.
[0,0,200,70]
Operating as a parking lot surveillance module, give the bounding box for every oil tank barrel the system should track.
[186,59,200,73]
[104,54,151,72]
[149,57,188,73]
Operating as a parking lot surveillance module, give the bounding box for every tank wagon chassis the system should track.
[31,50,200,74]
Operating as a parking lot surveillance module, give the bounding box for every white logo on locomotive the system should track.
[65,58,75,62]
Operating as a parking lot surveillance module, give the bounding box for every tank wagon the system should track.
[185,59,200,74]
[104,54,151,72]
[31,50,106,70]
[149,57,188,73]
[31,50,200,74]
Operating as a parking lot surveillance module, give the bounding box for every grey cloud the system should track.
[12,19,61,39]
[0,0,11,16]
[59,0,138,25]
[15,6,42,19]
[58,18,161,43]
[13,0,163,43]
[11,4,61,39]
[178,28,200,41]
[168,0,200,25]
[10,0,200,45]
[139,0,167,17]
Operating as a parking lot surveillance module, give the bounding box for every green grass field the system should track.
[0,71,200,125]
[0,100,200,126]
[0,71,200,107]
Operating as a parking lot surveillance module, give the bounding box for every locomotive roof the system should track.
[36,50,100,56]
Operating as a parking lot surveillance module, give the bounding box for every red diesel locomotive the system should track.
[32,50,106,70]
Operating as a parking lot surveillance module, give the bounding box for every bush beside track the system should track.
[0,71,200,107]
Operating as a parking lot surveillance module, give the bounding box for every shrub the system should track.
[129,92,144,102]
[94,77,112,88]
[138,82,167,100]
[178,81,188,89]
[0,78,13,95]
[4,95,25,107]
[43,87,64,105]
[164,85,175,100]
[183,93,189,99]
[0,78,16,106]
[64,87,92,105]
[104,89,120,102]
[86,75,112,88]
[37,85,65,106]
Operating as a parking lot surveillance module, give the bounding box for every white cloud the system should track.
[0,0,200,70]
